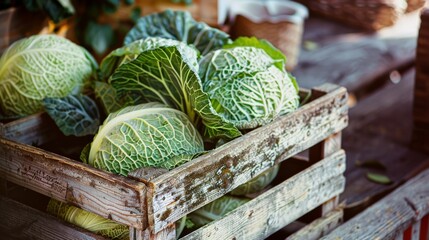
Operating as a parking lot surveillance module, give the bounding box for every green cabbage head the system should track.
[199,47,300,129]
[0,34,96,118]
[86,102,204,176]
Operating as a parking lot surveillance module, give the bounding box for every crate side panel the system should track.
[181,150,346,240]
[150,86,348,232]
[0,138,147,229]
[0,196,107,240]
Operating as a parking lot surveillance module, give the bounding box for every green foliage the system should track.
[103,37,241,140]
[187,196,250,228]
[47,199,129,240]
[43,95,100,137]
[0,35,97,118]
[21,0,75,23]
[84,21,115,56]
[124,10,231,55]
[87,103,205,176]
[230,165,280,196]
[199,47,300,129]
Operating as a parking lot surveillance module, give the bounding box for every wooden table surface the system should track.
[292,10,429,219]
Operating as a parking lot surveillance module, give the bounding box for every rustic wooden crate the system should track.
[0,83,348,239]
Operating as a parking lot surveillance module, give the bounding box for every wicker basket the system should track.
[296,0,407,30]
[229,1,308,71]
[406,0,426,12]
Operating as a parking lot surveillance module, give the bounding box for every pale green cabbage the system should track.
[47,199,128,240]
[199,47,300,129]
[86,102,204,176]
[0,34,97,118]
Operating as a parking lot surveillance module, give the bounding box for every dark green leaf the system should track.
[223,37,287,71]
[366,172,392,185]
[124,10,230,55]
[43,95,100,137]
[22,0,75,23]
[94,81,135,115]
[84,22,115,55]
[124,0,134,5]
[130,6,141,23]
[80,143,91,163]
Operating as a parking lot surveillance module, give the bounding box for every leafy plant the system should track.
[99,37,241,140]
[124,10,231,55]
[0,0,75,23]
[199,46,300,129]
[0,34,97,118]
[43,94,100,137]
[84,102,205,176]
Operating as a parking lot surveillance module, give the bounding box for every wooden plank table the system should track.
[292,9,428,219]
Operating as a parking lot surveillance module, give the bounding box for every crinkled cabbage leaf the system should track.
[104,38,241,140]
[199,47,300,129]
[43,94,100,137]
[124,10,231,55]
[87,102,204,176]
[0,35,97,118]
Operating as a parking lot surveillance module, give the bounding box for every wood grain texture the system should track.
[0,112,61,146]
[0,138,148,229]
[180,150,346,240]
[0,196,106,240]
[323,168,429,239]
[144,84,348,233]
[286,209,343,240]
[292,11,420,94]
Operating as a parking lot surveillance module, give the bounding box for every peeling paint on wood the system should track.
[146,84,348,233]
[180,150,346,240]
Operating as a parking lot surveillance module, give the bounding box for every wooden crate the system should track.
[0,83,348,239]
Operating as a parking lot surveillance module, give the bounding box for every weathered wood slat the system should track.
[286,209,343,240]
[0,196,106,240]
[143,84,348,233]
[0,112,61,146]
[0,138,148,229]
[322,168,429,239]
[180,150,346,240]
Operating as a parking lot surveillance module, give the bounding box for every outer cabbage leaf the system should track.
[47,199,128,240]
[100,37,199,80]
[199,47,300,129]
[223,37,287,71]
[87,103,204,176]
[109,41,241,140]
[187,196,250,228]
[124,10,230,55]
[0,35,97,118]
[43,94,100,137]
[230,165,280,196]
